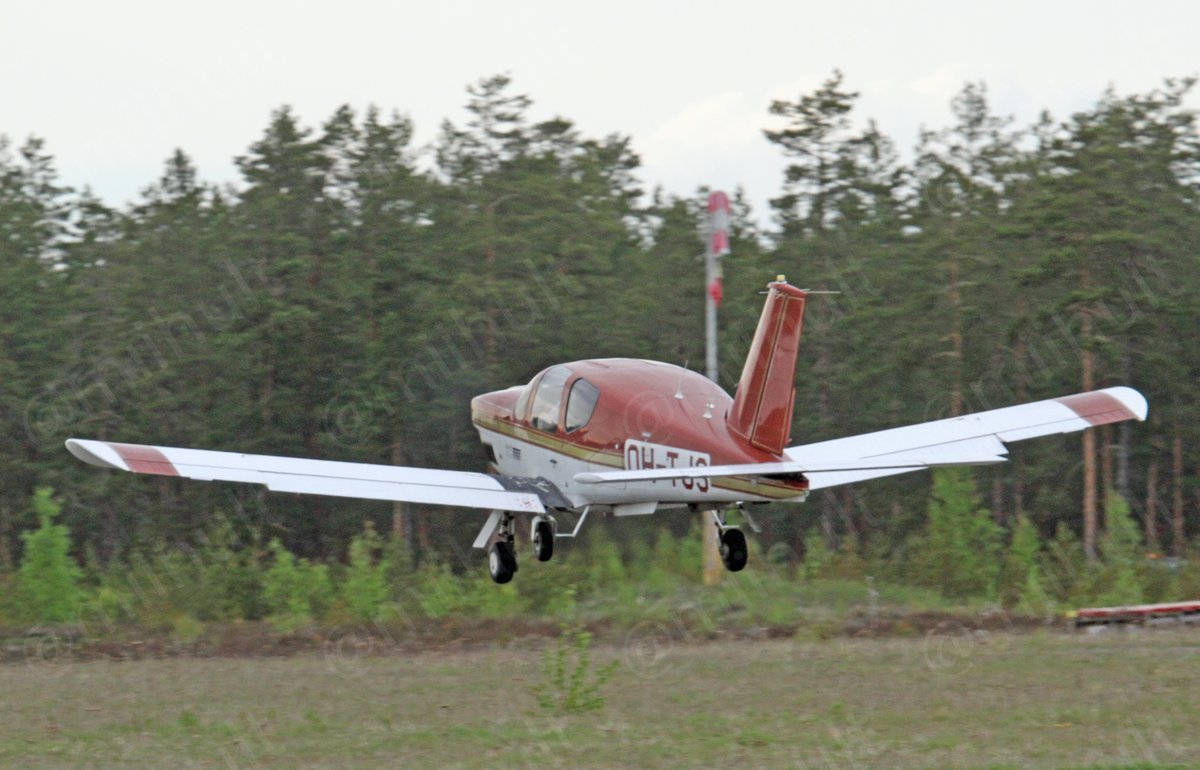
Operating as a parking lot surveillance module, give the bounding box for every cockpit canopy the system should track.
[513,365,600,434]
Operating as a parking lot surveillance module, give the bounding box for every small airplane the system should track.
[67,277,1148,583]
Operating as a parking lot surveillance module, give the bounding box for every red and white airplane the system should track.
[67,278,1147,583]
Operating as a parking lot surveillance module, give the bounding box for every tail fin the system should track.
[727,280,807,455]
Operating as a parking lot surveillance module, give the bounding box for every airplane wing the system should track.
[65,439,545,514]
[574,387,1147,491]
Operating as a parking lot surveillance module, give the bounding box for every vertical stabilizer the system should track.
[728,280,808,455]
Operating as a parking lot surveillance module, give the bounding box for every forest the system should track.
[1,71,1198,628]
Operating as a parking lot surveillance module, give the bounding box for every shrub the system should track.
[830,532,867,580]
[999,514,1046,610]
[410,559,472,618]
[194,516,264,621]
[342,522,391,621]
[1040,522,1085,603]
[802,527,832,581]
[533,587,618,714]
[262,539,333,631]
[16,488,82,623]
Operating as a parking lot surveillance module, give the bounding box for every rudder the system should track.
[727,280,808,455]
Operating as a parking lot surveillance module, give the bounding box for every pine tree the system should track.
[914,468,1001,599]
[1003,79,1200,560]
[763,70,907,550]
[0,138,74,567]
[1097,489,1144,605]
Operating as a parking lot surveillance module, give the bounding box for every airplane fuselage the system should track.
[469,358,810,513]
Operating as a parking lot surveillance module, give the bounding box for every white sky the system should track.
[4,0,1197,220]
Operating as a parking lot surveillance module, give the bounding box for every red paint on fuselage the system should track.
[470,357,807,493]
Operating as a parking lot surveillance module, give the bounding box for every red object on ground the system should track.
[1072,600,1200,627]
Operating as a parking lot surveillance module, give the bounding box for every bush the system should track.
[1000,514,1047,610]
[262,539,333,631]
[1040,522,1086,603]
[342,522,391,621]
[583,527,626,592]
[15,488,82,623]
[194,517,264,621]
[829,532,867,580]
[409,559,473,618]
[534,587,618,714]
[801,526,832,580]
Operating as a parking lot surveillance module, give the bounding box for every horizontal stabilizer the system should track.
[66,439,545,514]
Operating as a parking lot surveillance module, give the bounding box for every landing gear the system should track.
[485,512,519,584]
[475,509,583,583]
[532,517,555,562]
[719,527,748,572]
[488,540,517,584]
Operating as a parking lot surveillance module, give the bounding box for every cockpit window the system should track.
[529,365,571,432]
[514,380,533,422]
[564,378,600,432]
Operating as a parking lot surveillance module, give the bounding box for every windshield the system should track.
[529,365,571,432]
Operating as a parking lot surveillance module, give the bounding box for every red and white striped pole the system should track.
[703,191,730,586]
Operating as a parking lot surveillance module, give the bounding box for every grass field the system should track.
[1,628,1197,769]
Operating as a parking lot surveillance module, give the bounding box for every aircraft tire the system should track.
[488,541,517,583]
[719,528,748,572]
[533,520,555,562]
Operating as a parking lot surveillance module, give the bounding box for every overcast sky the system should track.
[4,0,1197,219]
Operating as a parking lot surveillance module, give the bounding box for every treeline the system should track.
[0,72,1198,579]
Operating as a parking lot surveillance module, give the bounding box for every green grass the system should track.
[0,628,1197,768]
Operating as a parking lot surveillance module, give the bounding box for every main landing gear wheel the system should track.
[719,528,748,572]
[488,540,518,584]
[533,519,555,562]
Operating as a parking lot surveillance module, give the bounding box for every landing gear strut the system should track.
[475,508,584,583]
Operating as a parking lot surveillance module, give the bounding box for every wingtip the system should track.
[1104,386,1149,422]
[65,439,128,471]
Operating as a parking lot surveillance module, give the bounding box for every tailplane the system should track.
[727,279,807,455]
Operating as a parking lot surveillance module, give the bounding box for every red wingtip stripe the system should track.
[1055,392,1138,427]
[108,443,180,476]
